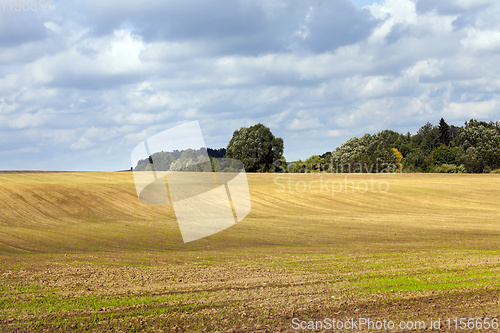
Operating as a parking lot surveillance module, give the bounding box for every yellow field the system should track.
[1,172,500,332]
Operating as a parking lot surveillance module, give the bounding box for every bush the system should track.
[401,164,422,173]
[433,164,466,173]
[490,168,500,174]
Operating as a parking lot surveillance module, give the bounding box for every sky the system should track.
[1,0,500,171]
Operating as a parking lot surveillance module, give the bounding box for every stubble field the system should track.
[0,171,500,332]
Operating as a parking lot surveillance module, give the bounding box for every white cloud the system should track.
[0,147,41,155]
[25,30,150,87]
[44,22,61,34]
[404,59,442,78]
[287,116,322,130]
[71,137,92,150]
[367,0,417,43]
[461,28,500,52]
[442,100,500,119]
[1,0,500,168]
[327,129,352,137]
[7,111,49,129]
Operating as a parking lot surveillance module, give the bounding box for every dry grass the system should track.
[1,172,500,332]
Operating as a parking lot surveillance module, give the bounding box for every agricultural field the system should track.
[1,172,500,332]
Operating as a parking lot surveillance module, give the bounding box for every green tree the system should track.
[417,122,434,137]
[398,142,415,157]
[455,124,500,172]
[450,125,461,142]
[305,155,326,172]
[330,135,371,172]
[226,123,284,172]
[331,132,400,173]
[291,159,306,173]
[431,145,456,166]
[457,147,483,173]
[273,156,288,173]
[375,130,407,150]
[439,118,451,145]
[418,123,440,154]
[365,138,398,172]
[402,149,431,172]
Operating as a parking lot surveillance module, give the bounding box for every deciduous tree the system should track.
[226,124,284,172]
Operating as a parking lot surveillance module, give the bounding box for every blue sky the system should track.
[1,0,500,171]
[352,0,380,7]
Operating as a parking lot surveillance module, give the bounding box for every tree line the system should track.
[135,119,500,173]
[290,119,500,173]
[134,147,241,172]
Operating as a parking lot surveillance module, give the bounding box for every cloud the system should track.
[72,0,380,55]
[297,0,379,52]
[442,100,500,119]
[287,116,322,130]
[461,28,500,52]
[0,146,41,155]
[6,111,50,129]
[0,10,50,47]
[27,30,151,90]
[415,0,495,14]
[1,0,500,168]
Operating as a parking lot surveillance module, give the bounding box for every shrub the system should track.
[433,164,465,173]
